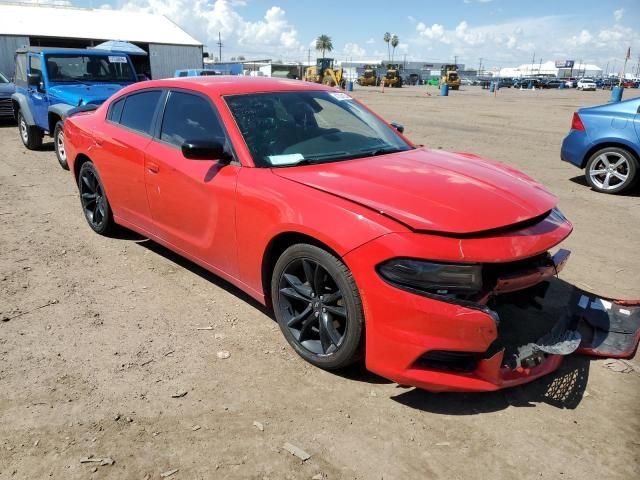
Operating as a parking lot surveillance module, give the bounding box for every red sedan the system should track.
[63,77,588,392]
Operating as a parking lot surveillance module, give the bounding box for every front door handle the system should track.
[147,162,160,174]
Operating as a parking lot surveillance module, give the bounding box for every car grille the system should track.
[0,97,13,117]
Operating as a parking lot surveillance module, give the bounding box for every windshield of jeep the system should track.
[45,55,134,83]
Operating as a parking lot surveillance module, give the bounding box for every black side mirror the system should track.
[390,122,404,133]
[27,72,42,88]
[182,139,232,163]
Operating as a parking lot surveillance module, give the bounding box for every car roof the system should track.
[123,76,336,96]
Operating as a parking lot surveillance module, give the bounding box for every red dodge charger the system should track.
[62,77,582,392]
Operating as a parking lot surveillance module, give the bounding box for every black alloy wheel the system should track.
[78,162,113,235]
[272,244,364,370]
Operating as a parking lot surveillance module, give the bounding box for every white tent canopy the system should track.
[498,61,602,78]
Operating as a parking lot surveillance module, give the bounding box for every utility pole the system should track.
[604,61,609,77]
[217,32,223,63]
[454,55,458,67]
[538,57,542,75]
[307,49,311,67]
[478,57,483,77]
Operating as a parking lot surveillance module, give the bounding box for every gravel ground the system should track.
[1,85,639,480]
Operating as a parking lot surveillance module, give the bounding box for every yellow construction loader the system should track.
[383,64,403,88]
[357,65,380,86]
[304,58,346,88]
[440,64,461,90]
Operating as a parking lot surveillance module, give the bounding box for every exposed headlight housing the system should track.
[377,258,483,297]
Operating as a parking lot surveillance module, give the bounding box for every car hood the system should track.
[273,148,557,234]
[48,82,131,106]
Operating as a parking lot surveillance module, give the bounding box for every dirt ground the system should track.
[1,85,639,480]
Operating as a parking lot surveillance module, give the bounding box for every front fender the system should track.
[48,103,74,131]
[10,92,34,124]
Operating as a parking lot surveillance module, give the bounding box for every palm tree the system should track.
[315,34,333,59]
[383,32,391,62]
[391,35,399,63]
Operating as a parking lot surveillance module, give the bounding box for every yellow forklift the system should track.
[304,58,346,88]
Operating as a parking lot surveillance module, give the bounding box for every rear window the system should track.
[108,97,125,123]
[119,90,162,135]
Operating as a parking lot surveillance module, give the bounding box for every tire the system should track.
[271,244,364,370]
[585,147,638,194]
[17,111,43,150]
[322,75,336,87]
[53,121,69,170]
[78,161,114,235]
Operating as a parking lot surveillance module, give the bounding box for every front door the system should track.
[144,89,239,277]
[27,54,49,130]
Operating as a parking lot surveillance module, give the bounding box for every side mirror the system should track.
[390,122,405,133]
[182,139,232,163]
[27,72,42,88]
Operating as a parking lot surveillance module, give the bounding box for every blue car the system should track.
[11,47,137,169]
[0,71,16,119]
[561,97,640,194]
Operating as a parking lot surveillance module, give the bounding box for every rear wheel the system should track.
[78,161,114,234]
[585,147,638,194]
[18,112,43,150]
[54,121,69,170]
[271,244,364,370]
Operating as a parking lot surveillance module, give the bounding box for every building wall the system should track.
[149,43,202,79]
[0,35,30,78]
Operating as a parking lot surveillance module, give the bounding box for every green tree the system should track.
[315,34,333,58]
[391,35,399,63]
[383,32,391,62]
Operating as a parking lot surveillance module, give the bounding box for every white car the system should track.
[577,78,596,91]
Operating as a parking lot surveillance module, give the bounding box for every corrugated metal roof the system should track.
[0,4,202,46]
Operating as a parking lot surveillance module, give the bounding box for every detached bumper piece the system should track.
[570,290,640,358]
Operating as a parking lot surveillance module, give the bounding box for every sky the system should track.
[11,0,640,70]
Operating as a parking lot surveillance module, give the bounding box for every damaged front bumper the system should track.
[345,221,639,392]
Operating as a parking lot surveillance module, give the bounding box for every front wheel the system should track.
[18,112,43,150]
[271,244,364,370]
[78,161,114,234]
[585,147,638,194]
[54,121,69,170]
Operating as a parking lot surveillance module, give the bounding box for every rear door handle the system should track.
[147,162,160,174]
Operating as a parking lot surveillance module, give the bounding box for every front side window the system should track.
[44,55,134,83]
[224,90,411,167]
[119,90,162,135]
[160,91,225,147]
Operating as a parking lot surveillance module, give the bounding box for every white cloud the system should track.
[118,0,302,58]
[365,37,375,45]
[416,22,450,43]
[613,8,624,22]
[343,42,366,58]
[568,29,593,47]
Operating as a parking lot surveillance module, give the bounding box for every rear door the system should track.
[144,89,240,277]
[634,101,640,143]
[94,89,163,232]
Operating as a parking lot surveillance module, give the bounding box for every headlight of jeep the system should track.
[377,259,483,296]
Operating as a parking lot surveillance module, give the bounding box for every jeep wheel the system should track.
[18,112,43,150]
[54,121,69,170]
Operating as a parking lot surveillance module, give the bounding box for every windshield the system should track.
[45,54,134,83]
[225,90,412,167]
[0,72,8,83]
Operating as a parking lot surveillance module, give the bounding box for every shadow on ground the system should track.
[391,355,590,414]
[569,174,640,197]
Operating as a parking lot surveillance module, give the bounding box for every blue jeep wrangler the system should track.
[11,47,137,169]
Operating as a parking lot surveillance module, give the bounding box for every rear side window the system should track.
[119,90,162,135]
[159,91,225,147]
[108,98,125,123]
[15,54,27,84]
